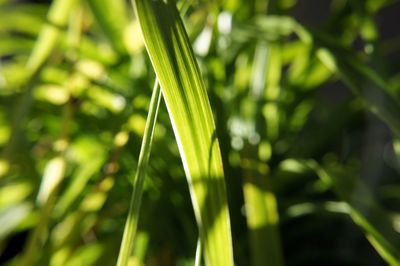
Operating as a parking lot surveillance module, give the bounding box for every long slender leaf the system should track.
[131,0,234,265]
[117,81,162,266]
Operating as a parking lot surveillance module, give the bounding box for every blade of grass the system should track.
[131,0,234,265]
[117,80,162,266]
[195,237,202,266]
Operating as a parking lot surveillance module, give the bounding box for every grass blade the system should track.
[117,81,162,266]
[131,0,234,265]
[195,237,202,266]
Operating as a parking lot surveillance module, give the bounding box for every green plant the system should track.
[1,0,400,265]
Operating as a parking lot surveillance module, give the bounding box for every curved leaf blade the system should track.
[131,0,234,265]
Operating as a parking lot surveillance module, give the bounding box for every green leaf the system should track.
[26,0,79,75]
[243,41,283,266]
[231,15,400,138]
[86,0,129,54]
[0,203,32,240]
[1,0,79,168]
[0,36,34,56]
[316,47,400,138]
[0,4,47,36]
[56,137,107,215]
[131,0,234,265]
[278,158,400,265]
[117,81,161,266]
[308,161,400,266]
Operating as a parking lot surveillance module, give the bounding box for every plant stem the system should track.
[117,80,161,266]
[195,237,202,266]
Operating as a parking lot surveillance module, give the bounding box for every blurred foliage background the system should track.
[1,0,400,265]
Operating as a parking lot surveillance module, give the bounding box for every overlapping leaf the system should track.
[131,0,234,265]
